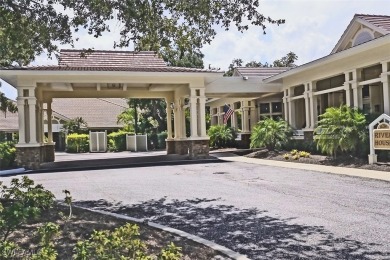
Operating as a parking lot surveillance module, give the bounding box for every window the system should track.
[362,85,370,98]
[272,102,282,113]
[260,103,270,113]
[353,30,373,47]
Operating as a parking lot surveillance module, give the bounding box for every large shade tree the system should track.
[0,0,285,67]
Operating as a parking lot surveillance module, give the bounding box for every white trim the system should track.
[263,35,390,83]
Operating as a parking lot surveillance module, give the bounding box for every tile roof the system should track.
[59,49,167,68]
[0,110,18,132]
[0,98,130,131]
[51,98,128,129]
[1,50,221,73]
[356,14,390,33]
[12,65,218,73]
[234,67,290,78]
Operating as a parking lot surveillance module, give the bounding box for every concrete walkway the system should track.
[214,152,390,182]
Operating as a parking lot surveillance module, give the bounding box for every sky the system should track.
[1,0,389,99]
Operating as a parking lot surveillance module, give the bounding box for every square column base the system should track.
[166,139,189,155]
[238,133,251,149]
[166,139,210,159]
[16,144,55,170]
[368,154,377,165]
[188,139,209,159]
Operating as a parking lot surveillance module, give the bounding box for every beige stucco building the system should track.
[209,14,390,140]
[0,14,389,169]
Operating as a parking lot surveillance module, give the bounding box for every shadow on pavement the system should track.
[75,198,390,259]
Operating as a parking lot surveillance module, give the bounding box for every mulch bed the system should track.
[9,204,227,259]
[244,149,390,172]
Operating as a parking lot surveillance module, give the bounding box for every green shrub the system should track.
[208,125,237,148]
[107,131,133,152]
[0,176,55,242]
[250,118,292,151]
[0,142,16,169]
[157,131,168,149]
[66,134,89,153]
[314,105,366,158]
[73,223,182,260]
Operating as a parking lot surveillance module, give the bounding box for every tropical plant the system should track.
[117,108,135,133]
[250,118,292,151]
[314,105,366,158]
[0,92,17,118]
[0,142,16,169]
[61,117,88,135]
[208,125,237,148]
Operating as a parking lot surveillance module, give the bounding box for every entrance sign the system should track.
[368,114,390,164]
[373,129,390,149]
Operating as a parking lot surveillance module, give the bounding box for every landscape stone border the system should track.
[76,205,250,260]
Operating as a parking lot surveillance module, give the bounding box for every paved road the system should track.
[4,161,390,259]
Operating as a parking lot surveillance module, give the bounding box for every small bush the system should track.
[0,142,16,169]
[107,131,133,152]
[208,125,237,148]
[290,149,298,156]
[283,153,290,160]
[66,134,89,153]
[250,118,292,151]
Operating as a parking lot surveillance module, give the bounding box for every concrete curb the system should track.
[218,155,390,182]
[76,206,250,260]
[0,168,26,176]
[23,158,224,175]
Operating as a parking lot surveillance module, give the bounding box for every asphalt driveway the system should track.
[3,161,390,259]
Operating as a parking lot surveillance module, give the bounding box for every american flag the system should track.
[223,104,234,124]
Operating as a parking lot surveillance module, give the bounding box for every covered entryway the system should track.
[0,50,223,169]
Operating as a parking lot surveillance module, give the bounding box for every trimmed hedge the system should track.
[107,131,133,152]
[0,142,16,169]
[66,134,89,153]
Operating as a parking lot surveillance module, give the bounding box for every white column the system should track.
[288,98,293,127]
[47,101,53,143]
[381,62,390,114]
[283,97,288,121]
[250,105,257,130]
[302,83,310,129]
[352,69,363,109]
[217,107,221,125]
[309,82,317,129]
[28,98,38,144]
[38,101,44,143]
[242,105,250,133]
[198,94,207,137]
[352,82,362,109]
[190,96,198,138]
[16,98,26,144]
[173,107,179,139]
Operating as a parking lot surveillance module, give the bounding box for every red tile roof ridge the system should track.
[60,49,158,55]
[355,14,390,18]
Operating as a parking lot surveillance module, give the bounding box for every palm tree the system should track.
[208,125,237,148]
[0,92,17,118]
[117,108,135,133]
[250,118,292,151]
[314,105,366,158]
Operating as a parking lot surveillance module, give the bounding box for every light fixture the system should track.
[170,102,175,109]
[243,76,249,80]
